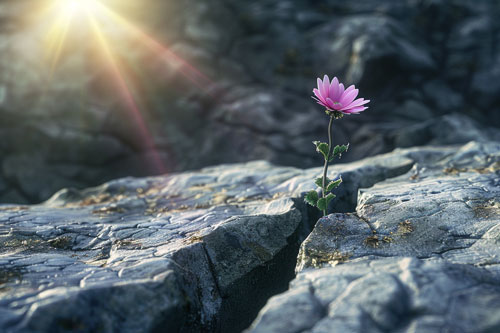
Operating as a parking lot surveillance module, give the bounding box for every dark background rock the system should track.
[0,0,499,203]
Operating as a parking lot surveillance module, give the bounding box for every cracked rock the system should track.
[0,143,449,332]
[249,141,500,332]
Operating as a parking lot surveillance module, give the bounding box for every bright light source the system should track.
[58,0,98,16]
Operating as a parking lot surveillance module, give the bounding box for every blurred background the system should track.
[0,0,499,204]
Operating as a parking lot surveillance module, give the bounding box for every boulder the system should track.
[249,258,500,333]
[0,161,309,332]
[248,141,500,332]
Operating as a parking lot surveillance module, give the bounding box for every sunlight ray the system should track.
[87,12,166,174]
[91,1,213,89]
[48,13,73,72]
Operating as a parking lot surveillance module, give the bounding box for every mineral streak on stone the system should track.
[0,147,426,333]
[249,141,500,333]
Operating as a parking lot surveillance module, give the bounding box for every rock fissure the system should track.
[1,142,499,332]
[248,141,500,333]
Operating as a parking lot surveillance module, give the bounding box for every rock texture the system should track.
[0,147,424,333]
[249,258,500,333]
[248,141,500,333]
[1,0,500,203]
[1,141,499,332]
[0,162,300,332]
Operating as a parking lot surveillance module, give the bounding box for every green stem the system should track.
[321,115,335,216]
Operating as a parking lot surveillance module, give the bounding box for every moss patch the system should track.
[397,220,415,235]
[364,235,380,248]
[48,236,73,250]
[92,205,126,215]
[0,267,23,293]
[309,249,351,267]
[473,200,500,219]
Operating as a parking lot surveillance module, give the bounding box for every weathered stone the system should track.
[297,141,500,272]
[392,113,500,148]
[249,141,500,332]
[0,142,455,332]
[0,161,308,332]
[248,258,500,333]
[1,0,500,204]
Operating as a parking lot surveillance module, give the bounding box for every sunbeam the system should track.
[45,9,73,71]
[44,0,212,88]
[87,12,167,174]
[90,1,214,89]
[38,0,218,173]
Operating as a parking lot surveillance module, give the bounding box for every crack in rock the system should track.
[249,141,500,333]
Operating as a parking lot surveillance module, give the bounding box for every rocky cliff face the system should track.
[0,0,500,203]
[1,140,499,332]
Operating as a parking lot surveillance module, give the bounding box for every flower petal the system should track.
[340,88,359,107]
[337,83,345,100]
[333,80,343,100]
[323,75,330,98]
[313,88,327,104]
[329,77,339,101]
[344,106,368,114]
[317,78,324,97]
[312,95,330,109]
[342,85,355,97]
[347,98,370,108]
[326,98,337,109]
[317,101,333,110]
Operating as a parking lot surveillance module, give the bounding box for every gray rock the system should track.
[0,161,309,332]
[311,15,435,86]
[1,0,500,204]
[249,141,500,332]
[248,258,500,333]
[0,143,449,332]
[297,141,500,271]
[392,113,500,148]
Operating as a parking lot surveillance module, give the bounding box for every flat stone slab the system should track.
[249,141,500,333]
[248,257,500,333]
[297,141,500,272]
[0,147,426,333]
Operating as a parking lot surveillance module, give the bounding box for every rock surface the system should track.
[0,146,426,333]
[249,258,500,333]
[1,0,500,203]
[248,141,500,332]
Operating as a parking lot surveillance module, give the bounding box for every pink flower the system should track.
[312,75,370,114]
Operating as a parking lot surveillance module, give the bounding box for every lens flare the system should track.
[59,0,99,13]
[39,0,215,174]
[87,14,166,173]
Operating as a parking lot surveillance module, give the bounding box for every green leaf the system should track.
[313,141,329,159]
[317,193,337,212]
[315,176,331,188]
[304,190,319,206]
[326,177,342,191]
[330,144,349,160]
[324,193,336,206]
[316,197,327,211]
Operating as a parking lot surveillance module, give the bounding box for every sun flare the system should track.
[37,0,213,173]
[60,0,95,14]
